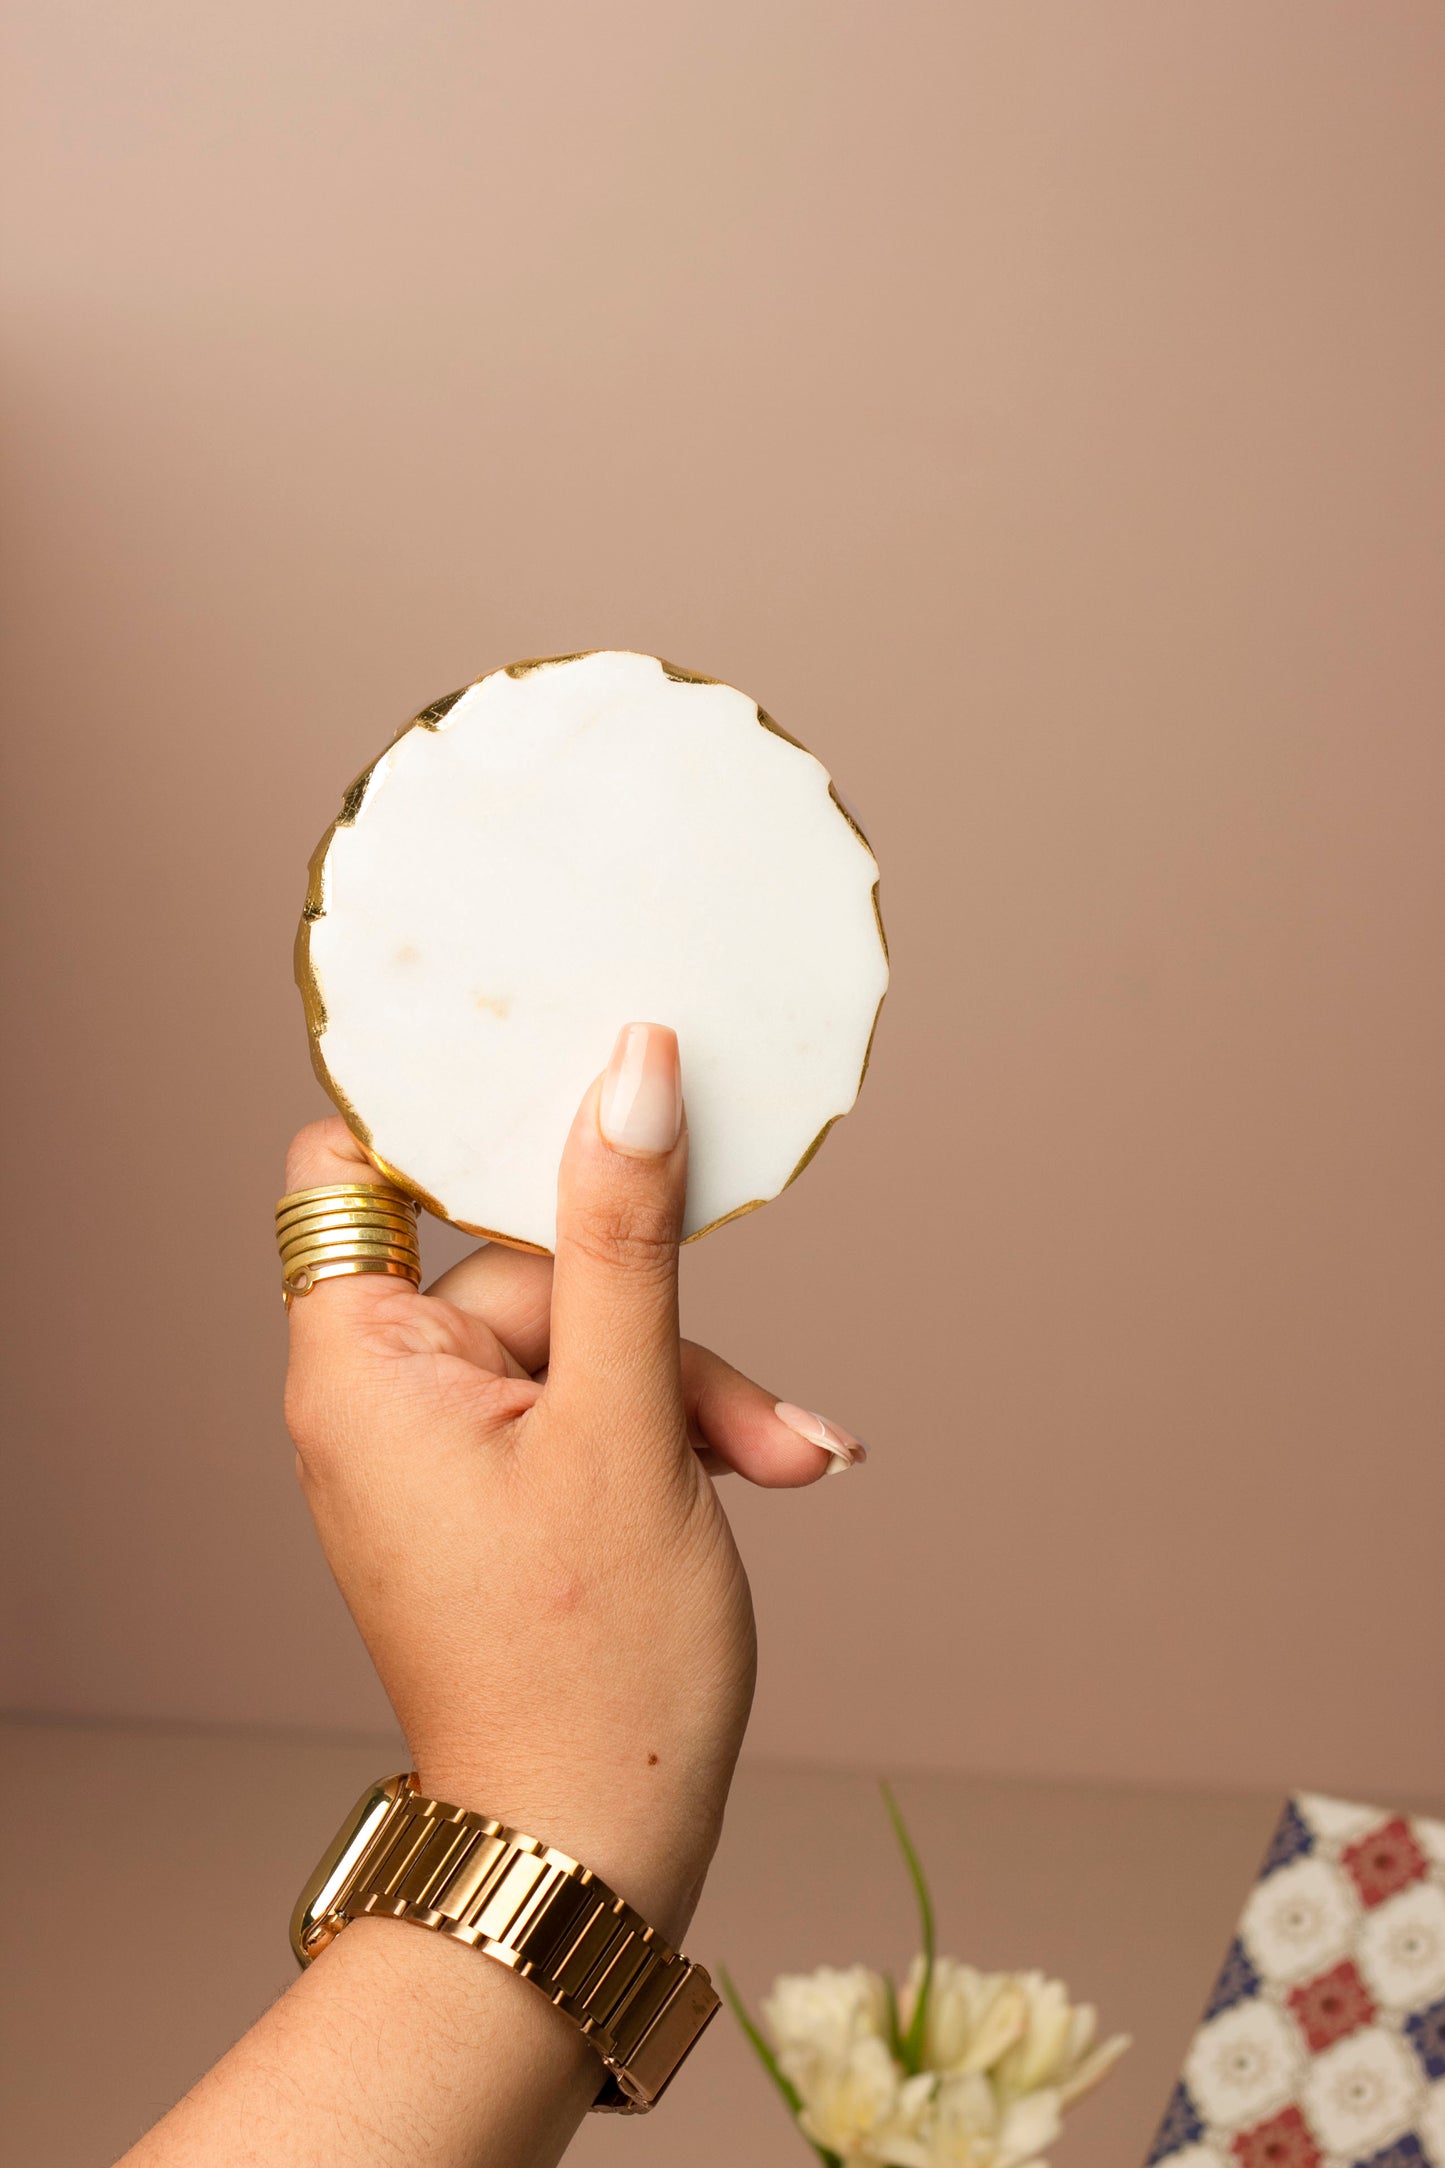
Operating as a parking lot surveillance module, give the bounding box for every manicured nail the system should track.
[599,1022,683,1157]
[773,1402,868,1476]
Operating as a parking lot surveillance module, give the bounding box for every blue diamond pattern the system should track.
[1145,2080,1205,2165]
[1406,1997,1445,2081]
[1355,2136,1427,2168]
[1260,1797,1315,1877]
[1203,1936,1261,2021]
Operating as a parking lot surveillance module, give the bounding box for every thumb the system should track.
[545,1021,688,1427]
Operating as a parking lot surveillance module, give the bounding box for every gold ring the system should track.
[275,1182,423,1309]
[278,1223,422,1254]
[279,1240,420,1266]
[276,1204,420,1238]
[275,1181,420,1221]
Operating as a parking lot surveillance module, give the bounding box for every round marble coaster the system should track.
[297,649,888,1250]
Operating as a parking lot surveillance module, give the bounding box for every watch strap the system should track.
[292,1775,718,2111]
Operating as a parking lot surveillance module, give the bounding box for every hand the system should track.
[282,1021,865,1943]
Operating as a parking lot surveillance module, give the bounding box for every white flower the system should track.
[764,1963,893,2085]
[1299,2024,1422,2154]
[903,1960,1129,2105]
[762,1956,1127,2167]
[792,2033,936,2167]
[765,1966,930,2163]
[1183,1999,1300,2128]
[904,1961,1028,2075]
[991,1974,1130,2106]
[1240,1855,1357,1981]
[1356,1882,1445,2009]
[925,2070,1063,2166]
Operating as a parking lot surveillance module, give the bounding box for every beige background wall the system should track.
[3,2,1442,1799]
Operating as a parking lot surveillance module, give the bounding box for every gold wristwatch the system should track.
[291,1774,719,2111]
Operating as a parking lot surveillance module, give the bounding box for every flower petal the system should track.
[998,2085,1064,2165]
[1057,2031,1132,2107]
[999,1981,1073,2094]
[959,1980,1030,2074]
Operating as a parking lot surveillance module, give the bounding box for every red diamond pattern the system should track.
[1342,1818,1429,1908]
[1286,1958,1375,2053]
[1230,2104,1322,2168]
[1148,1796,1445,2166]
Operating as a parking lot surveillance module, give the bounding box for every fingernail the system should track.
[599,1022,683,1157]
[773,1402,868,1476]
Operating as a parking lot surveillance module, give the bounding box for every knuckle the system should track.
[283,1115,359,1194]
[566,1197,679,1277]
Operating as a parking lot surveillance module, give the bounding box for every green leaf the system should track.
[718,1966,843,2168]
[881,1779,936,2076]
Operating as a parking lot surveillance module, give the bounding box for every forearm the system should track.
[119,1916,602,2168]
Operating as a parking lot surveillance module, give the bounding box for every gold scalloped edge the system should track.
[755,703,808,753]
[783,1113,840,1191]
[681,1195,767,1243]
[869,878,889,966]
[679,1105,850,1244]
[295,653,888,1250]
[856,981,886,1092]
[413,686,470,729]
[446,1223,553,1255]
[505,651,596,679]
[681,1117,841,1242]
[658,658,723,686]
[366,1142,553,1254]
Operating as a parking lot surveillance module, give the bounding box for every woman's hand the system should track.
[122,1021,867,2168]
[282,1021,864,1942]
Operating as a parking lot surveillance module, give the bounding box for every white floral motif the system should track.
[1300,2024,1423,2155]
[1240,1855,1358,1982]
[1357,1884,1445,2010]
[1296,1793,1386,1845]
[1156,2150,1228,2168]
[1416,1814,1445,1871]
[1418,2076,1445,2166]
[1183,1999,1300,2129]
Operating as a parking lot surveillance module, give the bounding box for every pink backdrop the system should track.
[4,0,1443,1797]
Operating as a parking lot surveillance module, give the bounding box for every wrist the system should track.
[409,1758,717,1948]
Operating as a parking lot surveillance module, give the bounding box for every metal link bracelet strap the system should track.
[275,1182,422,1310]
[291,1775,720,2112]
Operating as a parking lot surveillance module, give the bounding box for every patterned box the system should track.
[1147,1793,1445,2168]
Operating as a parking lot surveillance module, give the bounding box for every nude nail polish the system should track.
[773,1401,868,1475]
[599,1022,683,1157]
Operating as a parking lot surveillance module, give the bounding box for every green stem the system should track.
[881,1780,936,2077]
[883,1970,903,2064]
[718,1966,843,2168]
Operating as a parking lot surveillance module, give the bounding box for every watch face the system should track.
[289,1776,403,1965]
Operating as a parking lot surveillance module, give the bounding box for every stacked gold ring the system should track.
[275,1183,422,1310]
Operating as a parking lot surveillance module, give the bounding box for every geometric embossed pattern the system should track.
[1146,1796,1445,2168]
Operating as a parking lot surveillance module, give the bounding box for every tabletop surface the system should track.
[5,1717,1440,2167]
